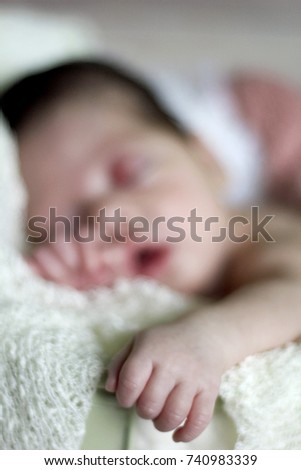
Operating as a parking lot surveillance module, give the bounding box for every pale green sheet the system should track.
[82,391,237,450]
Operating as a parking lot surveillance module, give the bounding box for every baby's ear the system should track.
[187,134,226,194]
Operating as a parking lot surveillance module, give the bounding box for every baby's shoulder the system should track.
[221,205,301,295]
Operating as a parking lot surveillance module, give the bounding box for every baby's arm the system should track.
[231,74,301,203]
[106,209,301,442]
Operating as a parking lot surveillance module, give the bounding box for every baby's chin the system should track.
[161,260,220,296]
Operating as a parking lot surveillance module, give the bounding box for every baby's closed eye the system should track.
[110,153,152,188]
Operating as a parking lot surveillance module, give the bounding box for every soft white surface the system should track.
[0,9,103,90]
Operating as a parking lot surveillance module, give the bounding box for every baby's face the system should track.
[19,97,228,294]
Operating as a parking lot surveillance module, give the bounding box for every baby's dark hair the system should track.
[0,59,187,137]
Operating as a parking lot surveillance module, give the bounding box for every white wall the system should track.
[1,0,301,85]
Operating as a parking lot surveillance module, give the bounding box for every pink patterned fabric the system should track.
[231,75,301,204]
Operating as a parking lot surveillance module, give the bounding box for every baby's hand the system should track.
[105,315,225,442]
[26,238,115,290]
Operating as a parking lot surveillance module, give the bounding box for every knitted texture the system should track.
[0,245,188,449]
[220,344,301,449]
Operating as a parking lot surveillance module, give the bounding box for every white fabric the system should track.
[147,71,264,207]
[0,8,103,90]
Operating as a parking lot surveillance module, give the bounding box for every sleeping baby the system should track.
[1,60,301,443]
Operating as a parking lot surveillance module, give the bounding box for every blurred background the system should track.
[1,0,301,86]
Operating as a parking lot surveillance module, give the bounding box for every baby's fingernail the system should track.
[104,376,116,393]
[172,430,182,442]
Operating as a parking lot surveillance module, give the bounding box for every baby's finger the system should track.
[25,256,44,277]
[30,247,71,284]
[153,383,194,432]
[136,367,175,420]
[51,239,80,271]
[116,354,153,408]
[105,342,133,393]
[173,390,216,443]
[53,240,99,289]
[77,240,102,274]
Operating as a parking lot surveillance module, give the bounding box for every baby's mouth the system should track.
[134,245,170,277]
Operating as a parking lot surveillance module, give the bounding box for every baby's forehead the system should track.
[17,93,150,153]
